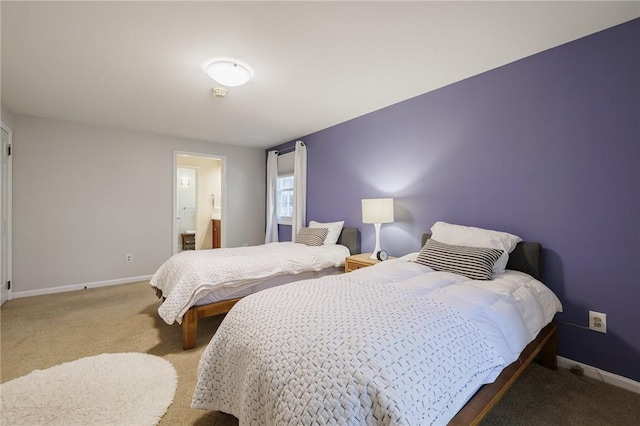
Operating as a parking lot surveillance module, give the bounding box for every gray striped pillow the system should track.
[415,239,503,280]
[296,227,328,246]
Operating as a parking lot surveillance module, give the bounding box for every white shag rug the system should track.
[0,352,177,426]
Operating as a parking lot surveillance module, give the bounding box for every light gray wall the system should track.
[12,114,265,294]
[1,104,14,127]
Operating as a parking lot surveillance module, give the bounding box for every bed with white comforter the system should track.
[191,254,562,425]
[150,242,349,325]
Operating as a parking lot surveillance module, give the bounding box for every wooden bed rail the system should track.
[448,322,557,425]
[181,297,243,350]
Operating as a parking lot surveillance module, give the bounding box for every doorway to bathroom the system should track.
[173,151,225,254]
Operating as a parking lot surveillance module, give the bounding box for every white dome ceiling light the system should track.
[202,57,254,87]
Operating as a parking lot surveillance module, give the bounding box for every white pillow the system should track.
[309,220,344,245]
[430,221,522,274]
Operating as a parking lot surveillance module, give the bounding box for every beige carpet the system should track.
[1,282,639,425]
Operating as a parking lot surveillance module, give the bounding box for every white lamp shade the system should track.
[362,198,394,224]
[202,57,254,87]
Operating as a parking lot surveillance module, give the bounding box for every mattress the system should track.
[191,266,344,306]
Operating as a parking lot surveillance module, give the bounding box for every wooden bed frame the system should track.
[178,227,361,350]
[449,322,557,425]
[182,296,244,350]
[418,233,558,425]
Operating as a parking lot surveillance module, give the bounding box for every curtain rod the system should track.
[269,141,304,156]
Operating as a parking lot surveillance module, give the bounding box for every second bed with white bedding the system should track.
[150,241,350,325]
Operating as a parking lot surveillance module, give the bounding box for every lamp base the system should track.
[369,223,382,259]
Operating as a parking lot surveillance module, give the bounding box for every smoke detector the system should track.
[211,87,227,98]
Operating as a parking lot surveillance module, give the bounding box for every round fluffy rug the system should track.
[0,352,177,426]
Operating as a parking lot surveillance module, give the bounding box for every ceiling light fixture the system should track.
[202,57,254,87]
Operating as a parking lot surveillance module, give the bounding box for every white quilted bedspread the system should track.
[150,242,349,324]
[192,275,508,425]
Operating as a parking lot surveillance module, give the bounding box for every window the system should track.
[277,175,294,225]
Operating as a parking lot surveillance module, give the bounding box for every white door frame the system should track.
[1,121,13,305]
[173,151,227,255]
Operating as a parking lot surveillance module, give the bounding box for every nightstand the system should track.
[345,253,383,272]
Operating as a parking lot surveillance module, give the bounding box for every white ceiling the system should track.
[2,1,638,149]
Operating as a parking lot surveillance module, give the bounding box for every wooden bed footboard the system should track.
[182,298,243,350]
[448,322,558,425]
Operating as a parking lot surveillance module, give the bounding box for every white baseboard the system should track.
[557,356,640,395]
[10,275,153,299]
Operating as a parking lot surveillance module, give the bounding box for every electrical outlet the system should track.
[589,311,607,333]
[125,254,133,263]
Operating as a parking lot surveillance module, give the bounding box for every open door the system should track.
[177,166,197,251]
[1,123,12,306]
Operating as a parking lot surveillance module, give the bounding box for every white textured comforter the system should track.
[150,242,349,324]
[191,257,562,425]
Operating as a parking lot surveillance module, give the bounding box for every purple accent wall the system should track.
[269,19,640,381]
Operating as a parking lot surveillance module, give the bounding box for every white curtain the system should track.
[292,141,307,242]
[264,150,279,243]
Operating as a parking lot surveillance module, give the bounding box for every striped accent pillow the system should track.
[415,239,503,280]
[296,227,328,246]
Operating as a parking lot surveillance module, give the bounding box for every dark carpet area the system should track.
[483,361,640,425]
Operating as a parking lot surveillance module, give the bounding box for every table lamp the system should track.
[361,198,394,260]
